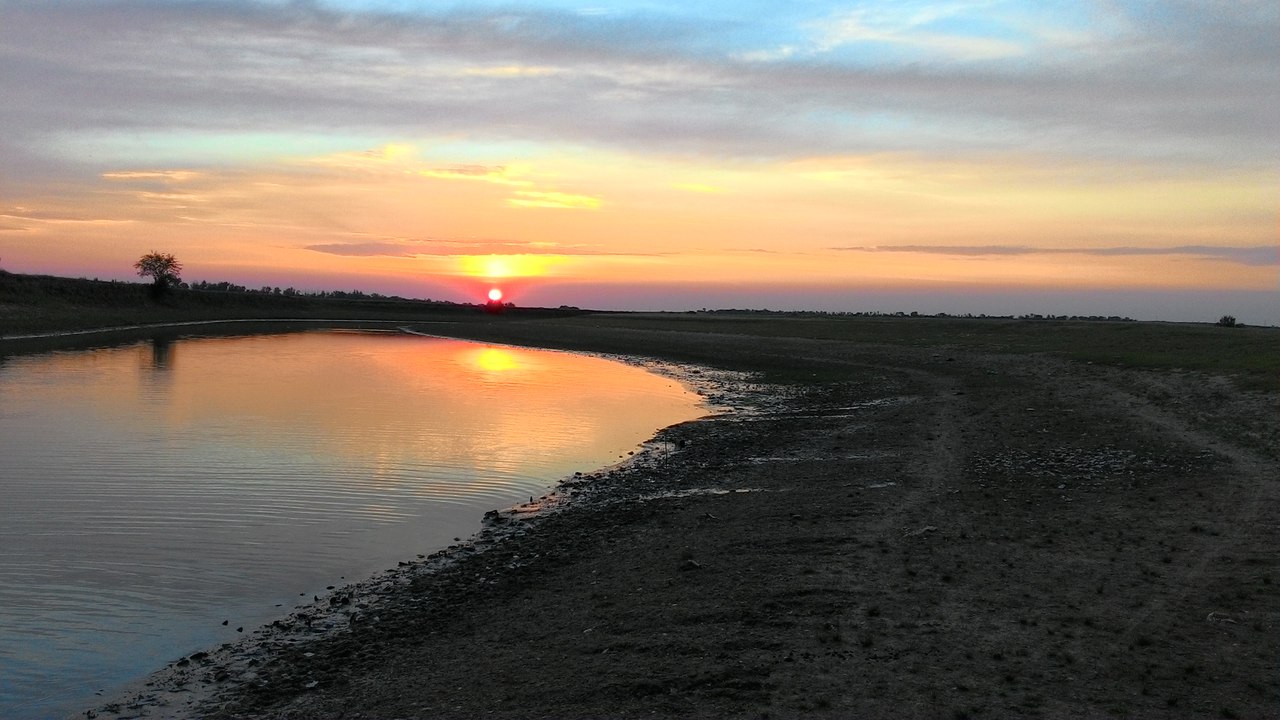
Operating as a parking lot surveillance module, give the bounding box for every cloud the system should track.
[305,238,535,258]
[728,247,807,255]
[413,162,598,208]
[304,237,650,258]
[811,7,1029,62]
[462,65,562,78]
[834,244,1280,267]
[0,207,134,226]
[303,242,422,258]
[0,0,1274,170]
[507,190,603,210]
[102,170,201,182]
[416,165,528,186]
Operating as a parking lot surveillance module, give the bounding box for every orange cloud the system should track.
[507,190,602,210]
[102,170,202,182]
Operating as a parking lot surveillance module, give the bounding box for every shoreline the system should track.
[20,317,1276,718]
[76,332,756,720]
[82,431,708,720]
[0,317,420,342]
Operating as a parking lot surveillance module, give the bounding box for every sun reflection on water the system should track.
[471,347,520,374]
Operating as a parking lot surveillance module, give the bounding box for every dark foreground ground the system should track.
[54,313,1280,719]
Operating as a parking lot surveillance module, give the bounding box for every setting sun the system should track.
[488,288,503,302]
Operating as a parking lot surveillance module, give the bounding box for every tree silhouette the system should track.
[135,251,182,296]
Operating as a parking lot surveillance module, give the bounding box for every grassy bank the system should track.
[409,311,1279,391]
[3,270,1275,390]
[634,313,1280,388]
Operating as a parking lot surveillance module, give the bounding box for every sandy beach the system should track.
[74,317,1279,719]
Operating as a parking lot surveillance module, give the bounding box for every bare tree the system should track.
[135,251,182,296]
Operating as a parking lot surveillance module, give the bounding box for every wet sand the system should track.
[86,320,1278,718]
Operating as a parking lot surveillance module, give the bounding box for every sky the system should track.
[1,0,1276,323]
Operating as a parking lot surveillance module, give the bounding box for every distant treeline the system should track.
[0,270,581,337]
[691,308,1137,322]
[0,270,462,310]
[183,279,454,304]
[0,268,1165,324]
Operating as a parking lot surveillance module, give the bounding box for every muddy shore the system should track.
[85,320,1278,719]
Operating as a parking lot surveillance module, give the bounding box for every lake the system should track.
[0,330,705,719]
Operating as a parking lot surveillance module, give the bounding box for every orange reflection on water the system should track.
[0,329,707,720]
[470,347,520,374]
[12,331,703,496]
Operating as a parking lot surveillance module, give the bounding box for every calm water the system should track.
[0,330,704,719]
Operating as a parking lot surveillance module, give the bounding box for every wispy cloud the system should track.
[415,160,602,208]
[0,208,134,226]
[316,148,597,207]
[304,237,649,258]
[834,244,1279,267]
[811,6,1029,62]
[1,1,1274,169]
[305,238,540,259]
[507,190,603,210]
[462,65,562,78]
[727,247,809,255]
[303,242,423,258]
[102,170,201,182]
[416,165,528,186]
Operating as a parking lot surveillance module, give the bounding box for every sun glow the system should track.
[458,254,561,279]
[488,288,503,302]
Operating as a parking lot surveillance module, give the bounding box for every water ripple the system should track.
[0,331,704,719]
